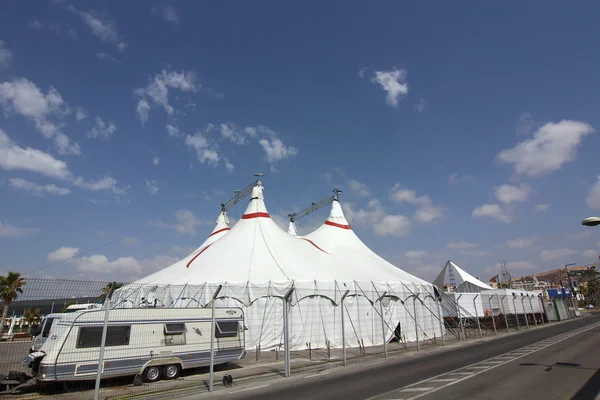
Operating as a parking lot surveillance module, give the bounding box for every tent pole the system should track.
[456,294,465,341]
[413,295,420,350]
[377,292,388,358]
[539,295,546,324]
[283,288,294,377]
[500,295,509,331]
[340,290,349,366]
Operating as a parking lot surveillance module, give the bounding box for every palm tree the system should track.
[0,272,26,334]
[23,307,41,335]
[99,282,123,303]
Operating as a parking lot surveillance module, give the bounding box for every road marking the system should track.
[400,388,434,392]
[365,360,387,367]
[229,384,270,394]
[366,320,600,400]
[305,371,331,378]
[427,379,456,383]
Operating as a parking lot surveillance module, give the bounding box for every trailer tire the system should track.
[162,364,180,380]
[143,366,161,382]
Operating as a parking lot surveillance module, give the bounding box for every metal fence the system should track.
[0,278,579,399]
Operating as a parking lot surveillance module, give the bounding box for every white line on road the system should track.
[229,384,270,394]
[305,371,331,378]
[400,388,434,392]
[427,379,456,383]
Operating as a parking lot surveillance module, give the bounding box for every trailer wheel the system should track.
[143,366,161,382]
[162,364,180,380]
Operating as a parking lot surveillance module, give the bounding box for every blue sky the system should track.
[1,1,600,283]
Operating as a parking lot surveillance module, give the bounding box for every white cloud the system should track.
[0,77,80,154]
[0,221,40,238]
[405,250,427,259]
[258,137,298,164]
[534,204,549,213]
[344,199,411,237]
[371,68,408,107]
[75,107,87,121]
[413,98,426,113]
[582,249,597,260]
[136,99,150,125]
[96,52,116,62]
[448,173,473,186]
[586,176,600,210]
[87,116,116,140]
[508,261,537,271]
[348,179,370,197]
[373,215,411,237]
[0,129,71,179]
[74,254,142,275]
[73,175,127,195]
[67,5,118,43]
[505,237,535,249]
[48,246,79,262]
[357,67,367,79]
[461,250,488,257]
[494,183,532,204]
[446,241,478,250]
[8,177,70,196]
[472,204,511,223]
[496,120,594,178]
[145,179,159,195]
[539,248,575,261]
[0,40,13,70]
[154,209,209,235]
[134,70,199,123]
[28,20,78,39]
[224,158,234,173]
[152,156,160,166]
[185,132,219,166]
[166,124,181,138]
[570,231,592,240]
[516,112,535,137]
[121,237,137,245]
[389,185,443,223]
[116,42,127,52]
[152,3,180,24]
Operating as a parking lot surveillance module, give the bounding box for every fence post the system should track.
[489,295,497,335]
[413,295,420,350]
[473,294,482,338]
[512,295,520,330]
[283,288,294,377]
[436,299,445,345]
[521,296,529,328]
[340,290,349,366]
[94,282,115,400]
[528,297,537,325]
[539,295,546,324]
[456,294,465,341]
[209,285,222,392]
[377,291,388,358]
[500,295,509,331]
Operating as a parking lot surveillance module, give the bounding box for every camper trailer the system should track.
[23,307,245,383]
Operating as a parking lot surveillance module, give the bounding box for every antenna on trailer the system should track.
[288,189,342,223]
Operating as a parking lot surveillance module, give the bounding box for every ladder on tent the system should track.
[288,189,342,223]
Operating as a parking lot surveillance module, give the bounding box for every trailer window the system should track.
[77,326,131,348]
[163,323,186,346]
[42,318,55,338]
[215,321,239,338]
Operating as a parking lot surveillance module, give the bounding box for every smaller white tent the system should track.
[433,261,492,293]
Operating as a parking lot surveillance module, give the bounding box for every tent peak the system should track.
[241,182,270,219]
[324,200,351,230]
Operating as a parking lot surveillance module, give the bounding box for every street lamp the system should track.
[582,217,600,227]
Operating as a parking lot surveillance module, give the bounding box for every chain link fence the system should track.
[0,278,578,398]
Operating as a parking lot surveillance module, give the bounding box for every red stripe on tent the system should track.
[325,220,351,230]
[208,227,230,237]
[186,244,213,268]
[302,239,329,254]
[241,212,270,219]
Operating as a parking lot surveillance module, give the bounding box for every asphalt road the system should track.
[400,324,600,400]
[207,315,600,400]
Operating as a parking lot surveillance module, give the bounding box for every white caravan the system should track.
[24,307,245,383]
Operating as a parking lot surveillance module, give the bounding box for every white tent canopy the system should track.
[116,182,441,350]
[433,261,493,293]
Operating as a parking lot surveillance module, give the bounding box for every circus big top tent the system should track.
[114,181,442,350]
